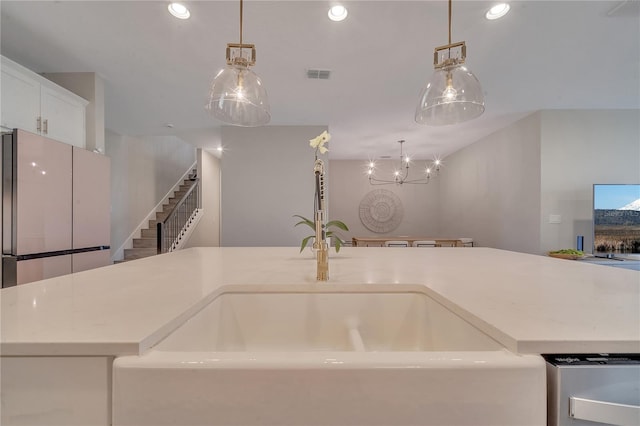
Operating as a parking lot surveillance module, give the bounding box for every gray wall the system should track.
[221,125,327,247]
[437,112,542,253]
[539,109,640,253]
[185,148,221,247]
[328,160,440,243]
[438,109,639,255]
[105,130,195,256]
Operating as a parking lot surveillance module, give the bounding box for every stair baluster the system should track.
[157,175,200,255]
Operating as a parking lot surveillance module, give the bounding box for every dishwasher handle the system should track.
[570,396,640,426]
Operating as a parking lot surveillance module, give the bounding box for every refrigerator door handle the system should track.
[570,396,640,426]
[2,131,17,255]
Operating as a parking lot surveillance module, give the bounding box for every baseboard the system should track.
[112,162,197,261]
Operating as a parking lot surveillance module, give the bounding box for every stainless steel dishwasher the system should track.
[544,354,640,426]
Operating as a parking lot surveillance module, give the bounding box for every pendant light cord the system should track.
[239,0,244,45]
[448,0,452,45]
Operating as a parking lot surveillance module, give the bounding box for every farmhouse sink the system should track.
[153,289,504,352]
[113,286,546,426]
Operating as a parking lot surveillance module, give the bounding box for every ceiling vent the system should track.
[306,69,331,80]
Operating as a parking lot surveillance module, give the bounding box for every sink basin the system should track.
[113,286,546,425]
[154,290,503,352]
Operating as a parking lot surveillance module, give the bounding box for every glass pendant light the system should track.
[206,0,270,127]
[415,0,484,126]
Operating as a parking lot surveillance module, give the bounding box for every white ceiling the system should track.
[1,1,638,160]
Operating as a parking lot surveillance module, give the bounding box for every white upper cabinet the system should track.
[1,60,41,134]
[40,84,87,149]
[1,56,88,148]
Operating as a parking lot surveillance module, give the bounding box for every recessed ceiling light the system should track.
[485,3,510,20]
[168,2,190,20]
[328,5,348,22]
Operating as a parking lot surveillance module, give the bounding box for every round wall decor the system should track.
[359,189,404,233]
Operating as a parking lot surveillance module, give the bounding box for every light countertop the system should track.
[1,247,638,356]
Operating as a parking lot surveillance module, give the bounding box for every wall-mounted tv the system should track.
[593,184,640,255]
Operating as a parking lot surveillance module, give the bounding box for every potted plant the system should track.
[293,215,349,253]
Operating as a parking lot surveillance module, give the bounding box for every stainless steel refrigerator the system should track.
[2,129,110,287]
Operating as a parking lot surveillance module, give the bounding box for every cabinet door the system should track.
[40,84,86,148]
[1,63,40,133]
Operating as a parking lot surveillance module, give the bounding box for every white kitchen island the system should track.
[1,247,639,425]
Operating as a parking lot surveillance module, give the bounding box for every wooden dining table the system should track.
[351,236,464,247]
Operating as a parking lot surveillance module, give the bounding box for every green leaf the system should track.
[300,235,314,253]
[293,214,314,229]
[294,214,349,254]
[334,237,343,252]
[326,220,349,231]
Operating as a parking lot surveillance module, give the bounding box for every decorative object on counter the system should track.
[293,215,349,253]
[359,189,404,233]
[295,131,349,255]
[415,0,485,126]
[548,249,585,260]
[309,131,332,280]
[206,0,270,127]
[309,130,330,156]
[366,140,441,185]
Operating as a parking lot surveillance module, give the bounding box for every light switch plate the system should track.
[549,214,562,224]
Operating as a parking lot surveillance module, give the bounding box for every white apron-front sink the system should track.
[113,285,546,426]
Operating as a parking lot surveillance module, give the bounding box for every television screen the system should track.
[593,184,640,255]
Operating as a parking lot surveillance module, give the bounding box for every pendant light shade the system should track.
[415,63,484,126]
[205,0,270,127]
[207,63,270,127]
[415,0,485,126]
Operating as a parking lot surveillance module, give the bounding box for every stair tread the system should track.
[125,247,157,253]
[126,174,198,261]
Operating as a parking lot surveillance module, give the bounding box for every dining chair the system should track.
[458,238,474,247]
[384,240,410,247]
[412,240,437,247]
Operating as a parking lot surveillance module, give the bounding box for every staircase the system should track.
[122,172,198,262]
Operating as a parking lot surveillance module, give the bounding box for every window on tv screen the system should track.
[593,184,640,254]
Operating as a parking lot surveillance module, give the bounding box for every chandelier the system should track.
[206,0,270,127]
[366,140,441,185]
[415,0,484,126]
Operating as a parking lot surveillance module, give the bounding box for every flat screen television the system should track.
[593,184,640,255]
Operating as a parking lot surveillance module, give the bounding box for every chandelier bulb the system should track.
[366,140,439,185]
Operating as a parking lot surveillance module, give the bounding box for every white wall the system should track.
[184,149,221,247]
[540,109,640,253]
[221,125,327,247]
[437,113,542,253]
[328,160,440,243]
[105,130,195,257]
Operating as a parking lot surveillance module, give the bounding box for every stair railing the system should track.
[157,178,200,254]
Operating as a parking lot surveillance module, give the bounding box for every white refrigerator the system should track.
[2,129,110,287]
